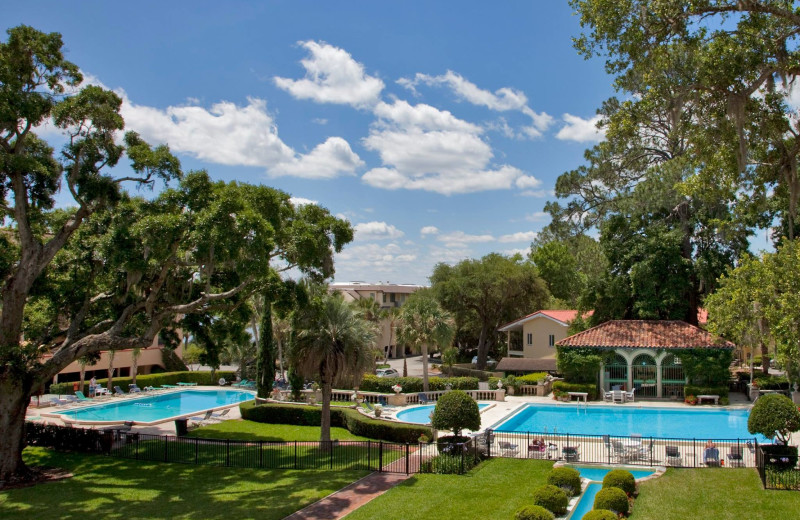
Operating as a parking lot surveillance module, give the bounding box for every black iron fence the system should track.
[756,445,800,490]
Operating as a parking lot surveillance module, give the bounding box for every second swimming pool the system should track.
[396,403,491,424]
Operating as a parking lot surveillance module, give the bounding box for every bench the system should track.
[697,394,719,405]
[568,392,588,403]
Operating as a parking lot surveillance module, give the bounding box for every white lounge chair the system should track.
[612,389,625,403]
[625,387,636,402]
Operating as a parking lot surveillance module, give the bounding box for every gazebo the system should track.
[556,320,735,399]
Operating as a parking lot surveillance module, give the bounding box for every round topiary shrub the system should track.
[581,510,618,520]
[514,504,555,520]
[602,469,636,496]
[430,390,481,437]
[547,466,582,497]
[593,487,629,516]
[531,484,569,515]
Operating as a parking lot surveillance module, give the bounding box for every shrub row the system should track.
[547,466,582,496]
[358,375,479,393]
[602,469,636,496]
[420,453,480,474]
[532,484,568,515]
[442,364,499,380]
[514,505,554,520]
[593,487,629,516]
[753,375,790,390]
[239,401,431,443]
[487,373,550,393]
[552,381,599,401]
[684,385,729,399]
[50,370,236,396]
[26,423,112,453]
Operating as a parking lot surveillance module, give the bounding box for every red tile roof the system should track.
[495,357,558,372]
[498,309,593,331]
[556,320,735,349]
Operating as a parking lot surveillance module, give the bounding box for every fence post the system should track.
[379,441,384,472]
[487,429,492,458]
[195,437,199,465]
[368,440,371,470]
[692,439,696,468]
[164,435,168,462]
[330,441,334,470]
[294,441,298,470]
[406,443,410,474]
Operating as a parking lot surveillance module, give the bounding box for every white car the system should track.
[472,356,497,368]
[376,368,400,378]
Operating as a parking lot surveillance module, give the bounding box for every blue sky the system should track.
[8,1,618,284]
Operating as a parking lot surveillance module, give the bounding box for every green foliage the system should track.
[748,393,800,444]
[489,373,548,392]
[679,349,735,387]
[593,487,629,516]
[552,381,598,401]
[442,347,458,368]
[531,484,568,515]
[359,375,479,393]
[556,347,603,384]
[684,386,729,400]
[602,469,636,496]
[430,390,481,436]
[27,423,110,454]
[753,375,790,390]
[257,297,276,398]
[239,401,431,444]
[288,368,305,401]
[49,370,236,395]
[581,510,618,520]
[419,453,479,474]
[513,505,555,520]
[161,348,189,372]
[547,466,582,497]
[530,241,583,304]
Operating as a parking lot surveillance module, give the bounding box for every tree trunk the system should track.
[476,324,488,370]
[421,343,430,393]
[107,351,115,391]
[276,338,285,382]
[402,344,408,377]
[256,297,275,399]
[131,349,140,386]
[0,374,33,485]
[320,371,332,444]
[79,363,86,396]
[760,340,770,376]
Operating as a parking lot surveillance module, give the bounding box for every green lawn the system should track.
[0,448,367,520]
[345,458,555,520]
[188,418,372,441]
[631,468,800,520]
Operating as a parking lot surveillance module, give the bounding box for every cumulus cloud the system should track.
[270,137,363,178]
[498,231,538,243]
[420,226,439,237]
[556,114,605,142]
[515,175,542,190]
[290,197,318,206]
[525,211,549,222]
[354,221,405,241]
[335,242,418,276]
[274,41,384,108]
[361,100,526,195]
[399,70,553,138]
[437,231,495,246]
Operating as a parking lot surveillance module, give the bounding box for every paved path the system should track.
[282,471,411,520]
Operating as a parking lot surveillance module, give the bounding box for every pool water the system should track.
[396,403,490,424]
[567,466,656,519]
[569,465,655,482]
[53,389,254,423]
[570,482,602,520]
[494,403,765,441]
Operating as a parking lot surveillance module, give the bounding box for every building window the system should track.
[382,293,387,303]
[370,292,375,300]
[549,334,555,347]
[526,333,533,345]
[390,293,396,303]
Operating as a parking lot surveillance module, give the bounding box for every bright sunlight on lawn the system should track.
[631,468,800,520]
[188,419,374,441]
[345,458,555,520]
[0,448,367,520]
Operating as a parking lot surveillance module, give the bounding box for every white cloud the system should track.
[437,231,495,246]
[525,211,549,222]
[354,221,405,241]
[274,41,384,108]
[556,114,605,142]
[290,197,318,206]
[312,118,328,125]
[269,137,363,179]
[498,231,538,243]
[362,100,526,195]
[399,70,553,137]
[520,189,550,198]
[420,226,439,237]
[515,175,542,190]
[502,248,529,257]
[335,242,418,275]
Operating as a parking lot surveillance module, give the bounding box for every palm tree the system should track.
[290,287,378,443]
[272,315,291,381]
[396,289,454,393]
[224,341,257,380]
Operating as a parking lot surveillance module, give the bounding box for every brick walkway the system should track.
[282,471,412,520]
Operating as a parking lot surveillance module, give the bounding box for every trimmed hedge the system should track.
[753,375,791,390]
[420,453,479,474]
[547,466,582,497]
[359,375,479,393]
[50,371,236,396]
[602,469,636,496]
[443,365,498,380]
[581,510,618,520]
[514,505,554,520]
[684,385,729,399]
[593,487,629,516]
[552,381,598,400]
[240,401,431,443]
[532,484,568,515]
[26,423,112,453]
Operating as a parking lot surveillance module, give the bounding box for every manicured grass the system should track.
[631,468,800,520]
[345,458,555,520]
[188,418,373,441]
[0,448,367,520]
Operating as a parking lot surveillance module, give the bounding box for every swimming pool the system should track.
[50,389,255,424]
[396,403,491,424]
[567,465,657,519]
[493,403,765,441]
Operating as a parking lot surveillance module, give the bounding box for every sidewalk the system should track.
[282,471,411,520]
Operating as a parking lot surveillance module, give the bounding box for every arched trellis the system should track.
[603,353,628,391]
[661,354,686,399]
[631,353,658,398]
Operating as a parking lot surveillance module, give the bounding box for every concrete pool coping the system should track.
[40,386,256,426]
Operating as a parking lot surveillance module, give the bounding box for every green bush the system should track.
[547,466,582,497]
[441,365,497,379]
[50,370,236,395]
[517,372,549,385]
[552,381,598,400]
[532,484,568,515]
[593,487,629,515]
[581,510,618,520]
[430,390,481,437]
[753,375,790,390]
[514,505,554,520]
[684,385,729,399]
[26,423,112,453]
[359,375,479,393]
[602,469,636,496]
[419,453,479,474]
[239,401,431,443]
[748,393,800,444]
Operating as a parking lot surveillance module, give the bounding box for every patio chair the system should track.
[362,401,375,412]
[704,447,720,466]
[498,441,520,457]
[378,396,388,407]
[114,386,127,396]
[190,410,213,422]
[611,439,631,463]
[528,438,548,459]
[746,440,755,454]
[418,393,429,405]
[562,445,580,462]
[473,431,494,455]
[210,408,230,421]
[612,389,625,404]
[636,439,655,461]
[232,379,249,387]
[129,384,142,393]
[665,445,682,466]
[630,433,642,448]
[625,387,636,402]
[726,446,744,467]
[603,391,613,403]
[74,391,92,402]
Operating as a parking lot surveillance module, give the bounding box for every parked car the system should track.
[376,368,400,378]
[472,356,497,368]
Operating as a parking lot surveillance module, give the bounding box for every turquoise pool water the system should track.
[494,404,764,441]
[569,482,602,520]
[396,403,490,424]
[53,389,255,423]
[567,466,656,519]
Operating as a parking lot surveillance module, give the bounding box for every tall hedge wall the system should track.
[50,371,236,396]
[240,401,431,443]
[359,375,479,393]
